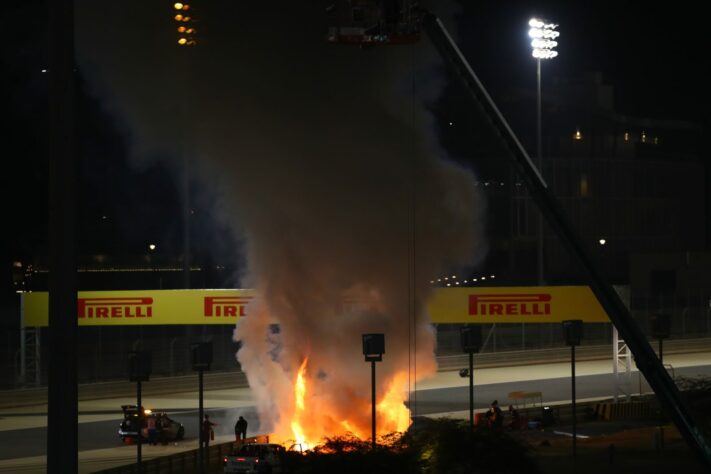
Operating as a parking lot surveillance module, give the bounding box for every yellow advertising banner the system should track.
[21,286,609,327]
[428,286,609,324]
[22,289,257,327]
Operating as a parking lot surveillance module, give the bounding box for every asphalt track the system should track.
[1,363,709,461]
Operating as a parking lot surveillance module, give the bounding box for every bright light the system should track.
[178,38,187,45]
[529,17,559,59]
[177,26,186,33]
[149,244,156,250]
[144,409,152,415]
[173,2,183,9]
[175,14,183,21]
[574,129,582,140]
[41,69,47,73]
[599,239,607,246]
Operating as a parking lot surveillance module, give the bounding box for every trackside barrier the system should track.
[593,400,658,421]
[95,436,269,474]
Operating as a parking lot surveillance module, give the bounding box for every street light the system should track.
[460,326,482,434]
[191,342,213,473]
[528,17,559,284]
[363,334,384,450]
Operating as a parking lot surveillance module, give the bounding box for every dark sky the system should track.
[452,0,708,122]
[0,0,707,307]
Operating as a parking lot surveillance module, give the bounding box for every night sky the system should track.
[0,0,707,311]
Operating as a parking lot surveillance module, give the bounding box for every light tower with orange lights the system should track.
[174,2,196,46]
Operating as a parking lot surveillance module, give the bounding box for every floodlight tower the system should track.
[528,17,559,284]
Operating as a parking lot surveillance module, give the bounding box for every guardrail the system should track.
[95,440,235,474]
[1,337,708,409]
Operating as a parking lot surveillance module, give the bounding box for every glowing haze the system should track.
[75,2,484,445]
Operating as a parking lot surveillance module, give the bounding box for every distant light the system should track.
[490,275,495,279]
[473,278,478,282]
[654,137,659,145]
[444,277,449,281]
[448,122,453,126]
[437,278,441,282]
[101,215,107,220]
[481,276,486,280]
[641,131,647,143]
[149,244,156,250]
[144,409,152,415]
[41,69,47,73]
[500,182,504,186]
[624,132,630,141]
[455,282,460,285]
[175,14,183,21]
[178,38,187,45]
[484,182,490,186]
[178,26,186,33]
[574,129,582,140]
[446,283,451,287]
[599,239,606,246]
[173,2,183,9]
[430,280,434,284]
[464,280,468,283]
[452,275,456,278]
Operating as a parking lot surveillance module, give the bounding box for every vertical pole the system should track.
[137,381,142,473]
[571,345,577,458]
[536,58,544,285]
[20,325,26,385]
[468,351,474,434]
[47,0,77,471]
[371,360,376,450]
[199,369,204,473]
[658,338,665,449]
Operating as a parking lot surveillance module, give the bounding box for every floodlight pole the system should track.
[536,57,544,284]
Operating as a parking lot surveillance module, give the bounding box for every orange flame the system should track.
[376,372,411,433]
[289,357,310,449]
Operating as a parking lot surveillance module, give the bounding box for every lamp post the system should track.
[528,17,559,284]
[128,351,152,474]
[363,334,385,450]
[562,320,582,459]
[650,314,671,449]
[191,342,213,473]
[460,326,482,434]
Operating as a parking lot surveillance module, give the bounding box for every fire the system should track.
[376,372,411,433]
[289,357,310,449]
[274,357,412,449]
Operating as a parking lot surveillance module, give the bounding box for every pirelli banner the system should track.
[20,286,609,327]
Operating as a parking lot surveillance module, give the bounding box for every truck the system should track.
[223,442,286,474]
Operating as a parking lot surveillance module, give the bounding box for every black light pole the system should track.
[460,326,482,434]
[128,351,152,474]
[192,342,213,473]
[651,314,671,449]
[363,334,384,450]
[562,320,582,459]
[47,1,77,472]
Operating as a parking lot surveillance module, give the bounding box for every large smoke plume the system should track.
[77,2,486,440]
